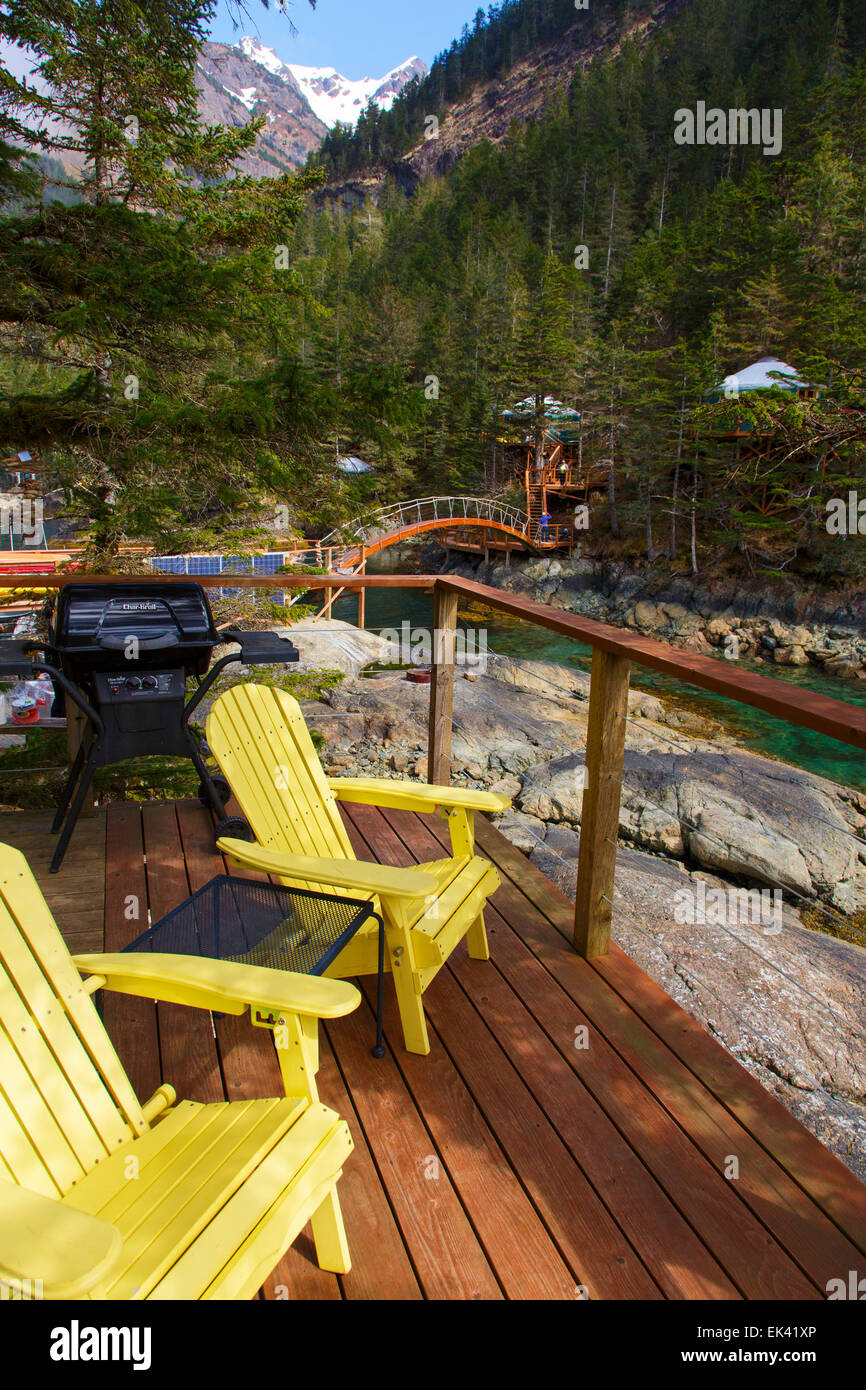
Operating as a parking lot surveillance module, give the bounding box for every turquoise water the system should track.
[332,585,866,792]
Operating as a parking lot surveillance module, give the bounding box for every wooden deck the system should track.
[4,798,866,1300]
[0,808,105,953]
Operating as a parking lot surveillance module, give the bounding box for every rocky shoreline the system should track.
[438,552,866,681]
[263,619,866,1181]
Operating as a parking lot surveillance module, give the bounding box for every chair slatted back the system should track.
[0,845,146,1197]
[206,685,357,895]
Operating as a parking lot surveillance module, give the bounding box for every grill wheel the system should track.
[199,775,231,809]
[214,816,255,843]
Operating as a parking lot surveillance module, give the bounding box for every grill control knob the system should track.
[126,676,142,691]
[141,674,158,690]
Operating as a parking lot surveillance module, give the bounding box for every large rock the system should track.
[488,774,522,800]
[493,809,546,853]
[633,600,663,631]
[774,644,809,667]
[285,619,400,675]
[685,804,813,894]
[518,753,586,822]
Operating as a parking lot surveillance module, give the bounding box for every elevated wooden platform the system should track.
[2,798,865,1300]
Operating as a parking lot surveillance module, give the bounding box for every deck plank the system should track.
[375,804,755,1299]
[357,976,577,1301]
[102,803,161,1104]
[408,808,836,1295]
[315,1029,424,1302]
[0,809,105,953]
[325,997,504,1300]
[140,802,224,1106]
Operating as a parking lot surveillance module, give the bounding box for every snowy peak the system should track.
[196,37,425,174]
[238,36,426,129]
[286,57,426,129]
[238,35,293,79]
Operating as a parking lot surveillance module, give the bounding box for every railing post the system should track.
[428,582,458,785]
[357,552,366,629]
[574,648,631,958]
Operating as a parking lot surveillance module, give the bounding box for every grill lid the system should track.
[51,582,219,659]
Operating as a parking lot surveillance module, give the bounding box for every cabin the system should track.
[702,356,832,516]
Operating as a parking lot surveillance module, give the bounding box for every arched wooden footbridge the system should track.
[314,496,569,571]
[299,497,571,620]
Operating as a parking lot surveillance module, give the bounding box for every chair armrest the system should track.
[328,777,512,815]
[217,839,437,901]
[0,1179,122,1299]
[72,953,362,1020]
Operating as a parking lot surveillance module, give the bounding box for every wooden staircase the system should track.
[526,478,545,539]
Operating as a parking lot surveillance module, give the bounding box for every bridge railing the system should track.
[529,522,572,546]
[321,496,532,558]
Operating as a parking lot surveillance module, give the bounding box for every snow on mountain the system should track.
[237,36,291,79]
[238,36,426,130]
[285,57,426,128]
[197,41,328,173]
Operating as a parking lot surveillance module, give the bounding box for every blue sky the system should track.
[210,0,482,77]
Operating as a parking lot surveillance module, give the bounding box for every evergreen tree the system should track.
[0,1,417,555]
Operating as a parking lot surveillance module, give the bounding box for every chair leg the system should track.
[310,1187,352,1274]
[466,910,490,961]
[382,912,431,1055]
[391,960,431,1055]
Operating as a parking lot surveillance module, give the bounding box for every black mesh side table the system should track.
[124,875,385,1056]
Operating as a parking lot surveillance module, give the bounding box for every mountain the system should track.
[195,38,426,175]
[312,0,684,195]
[238,36,426,130]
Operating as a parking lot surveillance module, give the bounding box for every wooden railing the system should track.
[432,575,866,960]
[528,462,610,490]
[2,569,864,964]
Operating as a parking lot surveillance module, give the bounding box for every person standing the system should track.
[539,509,551,541]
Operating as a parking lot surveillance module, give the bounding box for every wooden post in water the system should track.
[574,648,631,958]
[357,549,366,629]
[428,582,458,785]
[322,549,336,622]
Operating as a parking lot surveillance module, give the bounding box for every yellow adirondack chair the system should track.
[0,842,362,1299]
[205,683,512,1056]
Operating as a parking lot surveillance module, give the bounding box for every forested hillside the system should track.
[295,0,866,584]
[313,0,668,180]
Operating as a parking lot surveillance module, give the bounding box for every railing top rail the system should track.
[0,572,434,589]
[2,569,859,750]
[437,575,866,753]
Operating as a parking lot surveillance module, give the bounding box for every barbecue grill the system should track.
[0,579,299,871]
